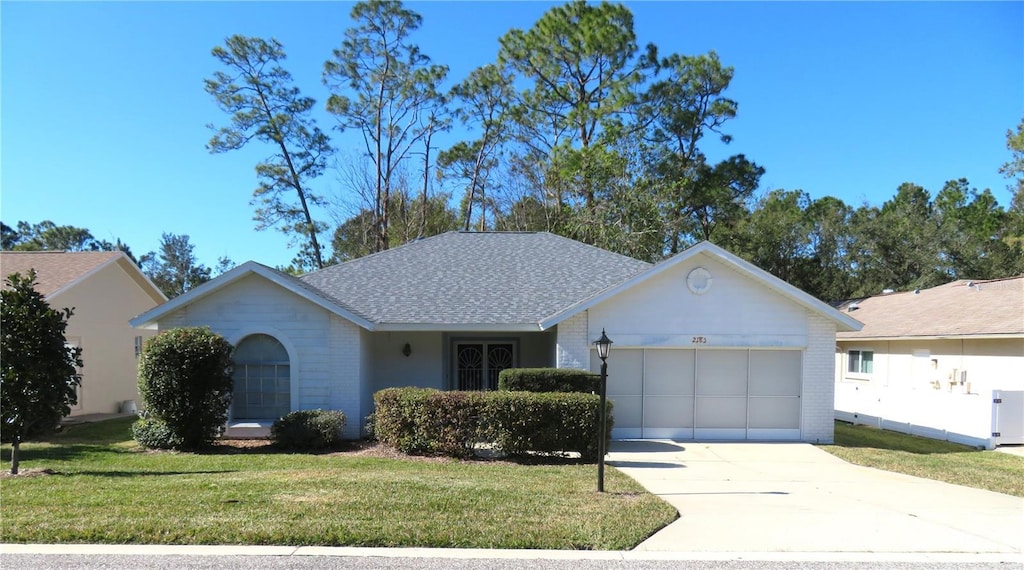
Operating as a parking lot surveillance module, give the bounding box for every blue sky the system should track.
[3,1,1021,270]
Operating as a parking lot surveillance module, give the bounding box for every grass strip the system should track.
[820,421,1024,497]
[1,417,677,549]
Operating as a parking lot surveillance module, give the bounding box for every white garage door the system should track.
[593,348,802,440]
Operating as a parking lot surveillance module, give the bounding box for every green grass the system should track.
[820,421,1024,497]
[0,418,677,549]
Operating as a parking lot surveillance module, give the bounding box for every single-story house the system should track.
[834,276,1024,448]
[1,251,167,416]
[130,232,862,442]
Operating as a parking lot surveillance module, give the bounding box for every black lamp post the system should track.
[593,328,613,492]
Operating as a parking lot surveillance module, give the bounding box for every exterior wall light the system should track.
[402,343,412,357]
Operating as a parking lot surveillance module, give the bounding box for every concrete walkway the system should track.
[607,441,1024,554]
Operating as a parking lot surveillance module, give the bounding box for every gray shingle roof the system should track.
[299,232,652,326]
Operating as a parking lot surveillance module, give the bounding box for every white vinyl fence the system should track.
[835,383,1024,449]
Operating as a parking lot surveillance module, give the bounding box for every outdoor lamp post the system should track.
[593,328,613,492]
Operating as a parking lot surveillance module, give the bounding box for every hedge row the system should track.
[372,387,612,461]
[497,368,598,393]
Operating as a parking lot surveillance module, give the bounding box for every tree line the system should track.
[6,1,1022,302]
[202,0,1023,301]
[0,221,231,299]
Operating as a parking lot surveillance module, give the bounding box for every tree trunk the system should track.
[11,439,20,475]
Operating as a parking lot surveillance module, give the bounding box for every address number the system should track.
[692,336,707,344]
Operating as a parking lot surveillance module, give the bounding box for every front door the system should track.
[455,342,515,390]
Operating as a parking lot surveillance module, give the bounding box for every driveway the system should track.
[607,441,1024,554]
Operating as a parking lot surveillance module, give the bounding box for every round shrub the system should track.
[271,409,347,450]
[136,327,233,451]
[130,416,184,450]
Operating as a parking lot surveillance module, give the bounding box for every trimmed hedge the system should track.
[372,388,487,458]
[271,410,347,450]
[373,387,612,461]
[497,368,598,393]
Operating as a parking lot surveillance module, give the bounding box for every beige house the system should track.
[834,276,1024,447]
[1,251,166,416]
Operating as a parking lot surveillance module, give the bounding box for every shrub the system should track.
[484,391,612,461]
[373,388,487,458]
[372,387,611,461]
[136,327,233,451]
[130,416,184,450]
[271,409,346,450]
[498,368,598,393]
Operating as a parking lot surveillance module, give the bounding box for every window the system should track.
[847,350,873,375]
[232,334,290,420]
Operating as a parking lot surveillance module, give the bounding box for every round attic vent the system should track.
[687,267,713,295]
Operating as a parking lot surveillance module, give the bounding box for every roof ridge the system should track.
[300,231,458,278]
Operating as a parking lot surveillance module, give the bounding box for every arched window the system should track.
[232,334,290,420]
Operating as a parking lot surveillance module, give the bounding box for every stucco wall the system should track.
[55,260,161,415]
[835,338,1024,395]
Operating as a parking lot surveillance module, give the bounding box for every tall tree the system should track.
[323,0,449,253]
[639,50,763,252]
[206,35,333,269]
[848,183,940,296]
[439,64,514,231]
[933,179,1008,280]
[498,0,646,209]
[1,271,83,474]
[139,233,212,298]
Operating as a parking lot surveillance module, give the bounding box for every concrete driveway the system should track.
[607,441,1023,554]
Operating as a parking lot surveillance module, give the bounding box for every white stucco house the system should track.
[834,276,1024,448]
[1,251,167,416]
[130,232,861,442]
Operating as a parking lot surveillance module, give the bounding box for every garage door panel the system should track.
[748,397,800,429]
[594,349,644,396]
[696,350,748,396]
[749,351,802,396]
[608,395,642,430]
[643,396,694,428]
[644,350,695,395]
[695,396,746,429]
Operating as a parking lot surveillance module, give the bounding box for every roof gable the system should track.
[1,250,165,304]
[541,241,863,332]
[129,261,373,330]
[836,276,1024,339]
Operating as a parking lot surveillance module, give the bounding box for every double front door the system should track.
[455,342,515,391]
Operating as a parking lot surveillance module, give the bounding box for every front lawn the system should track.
[820,421,1024,497]
[0,417,677,549]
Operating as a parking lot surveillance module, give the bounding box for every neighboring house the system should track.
[130,232,861,442]
[834,277,1024,448]
[1,251,167,416]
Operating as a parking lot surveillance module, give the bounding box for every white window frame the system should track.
[846,349,874,380]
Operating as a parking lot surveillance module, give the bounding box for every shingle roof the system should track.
[0,251,123,297]
[299,231,652,326]
[835,276,1024,339]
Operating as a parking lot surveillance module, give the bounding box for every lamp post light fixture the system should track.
[593,328,613,492]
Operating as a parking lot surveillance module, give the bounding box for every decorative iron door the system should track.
[456,342,515,391]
